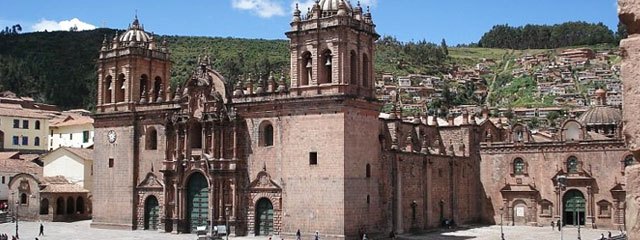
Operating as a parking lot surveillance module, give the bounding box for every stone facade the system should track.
[479,116,631,229]
[619,0,640,239]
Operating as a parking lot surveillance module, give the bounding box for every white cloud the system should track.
[232,0,286,18]
[31,18,96,32]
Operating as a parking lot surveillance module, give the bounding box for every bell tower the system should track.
[286,0,379,98]
[96,16,171,113]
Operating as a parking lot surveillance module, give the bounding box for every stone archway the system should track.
[563,190,585,226]
[144,195,160,230]
[186,172,208,232]
[255,198,274,236]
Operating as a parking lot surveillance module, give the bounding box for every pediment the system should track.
[138,173,163,189]
[249,171,281,191]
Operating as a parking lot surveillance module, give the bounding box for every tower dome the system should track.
[119,16,151,43]
[318,0,352,17]
[319,0,352,11]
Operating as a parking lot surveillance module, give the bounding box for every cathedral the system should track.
[90,0,634,239]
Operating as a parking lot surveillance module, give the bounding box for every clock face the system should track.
[107,130,117,143]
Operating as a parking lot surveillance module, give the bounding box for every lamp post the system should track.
[557,175,567,240]
[500,207,505,240]
[225,206,230,240]
[15,198,19,239]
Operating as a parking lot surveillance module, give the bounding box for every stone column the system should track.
[620,0,640,239]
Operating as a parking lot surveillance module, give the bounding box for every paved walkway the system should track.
[0,221,625,240]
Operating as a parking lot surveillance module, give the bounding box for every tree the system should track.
[440,38,449,56]
[617,21,628,42]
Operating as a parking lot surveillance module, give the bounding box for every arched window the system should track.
[366,164,371,178]
[20,193,27,204]
[301,52,312,86]
[260,121,274,147]
[350,50,358,85]
[362,53,370,87]
[567,156,579,173]
[152,76,162,102]
[116,73,126,103]
[35,120,41,130]
[513,158,525,175]
[146,127,158,150]
[625,155,637,167]
[139,74,148,101]
[320,50,332,84]
[34,137,40,146]
[104,75,113,103]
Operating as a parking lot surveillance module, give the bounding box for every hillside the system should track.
[0,28,621,111]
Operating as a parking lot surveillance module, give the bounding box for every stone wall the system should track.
[620,0,640,238]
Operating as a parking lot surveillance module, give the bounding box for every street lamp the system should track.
[500,207,505,240]
[556,175,567,240]
[15,198,19,239]
[225,206,230,240]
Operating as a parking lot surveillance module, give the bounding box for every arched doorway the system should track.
[144,196,160,230]
[56,197,64,215]
[67,196,75,214]
[255,198,274,236]
[187,173,208,232]
[563,190,585,226]
[40,199,49,215]
[76,197,84,214]
[512,201,527,225]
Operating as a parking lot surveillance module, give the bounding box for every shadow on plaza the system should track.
[396,227,476,240]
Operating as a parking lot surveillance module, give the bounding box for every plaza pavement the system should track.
[0,220,624,240]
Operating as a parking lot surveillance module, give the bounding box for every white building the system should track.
[48,110,94,150]
[41,147,93,191]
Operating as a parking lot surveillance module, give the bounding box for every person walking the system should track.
[315,231,319,240]
[389,230,396,240]
[551,220,555,230]
[296,229,301,240]
[39,222,44,236]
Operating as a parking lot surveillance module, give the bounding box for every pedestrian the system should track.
[315,231,319,240]
[296,229,301,240]
[389,230,396,240]
[600,233,605,240]
[557,221,561,231]
[551,220,554,230]
[608,231,612,238]
[39,222,44,236]
[362,233,368,240]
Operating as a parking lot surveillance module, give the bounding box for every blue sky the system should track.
[1,0,619,45]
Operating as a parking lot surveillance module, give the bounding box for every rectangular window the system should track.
[70,133,73,140]
[1,176,4,184]
[83,131,90,143]
[22,136,28,146]
[50,130,53,137]
[13,119,19,128]
[108,158,114,168]
[309,152,318,165]
[22,120,28,129]
[12,136,19,145]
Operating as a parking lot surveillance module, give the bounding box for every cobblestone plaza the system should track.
[0,220,621,240]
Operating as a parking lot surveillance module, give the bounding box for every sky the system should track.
[1,0,620,45]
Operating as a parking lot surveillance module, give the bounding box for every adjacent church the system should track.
[90,0,633,239]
